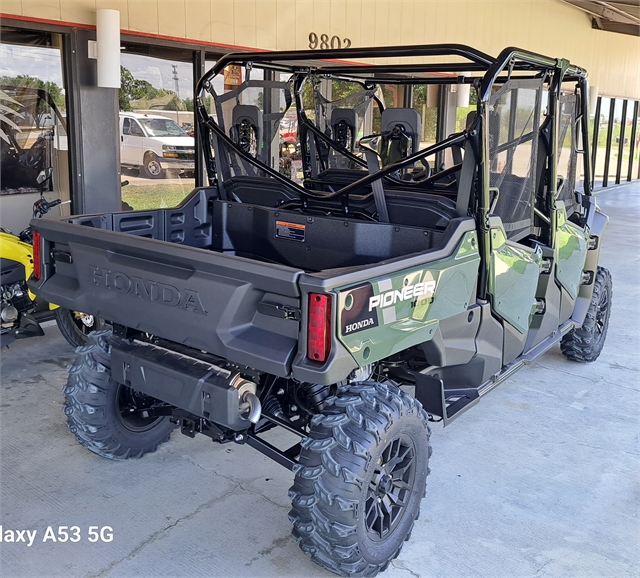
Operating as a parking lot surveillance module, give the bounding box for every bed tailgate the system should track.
[29,219,303,377]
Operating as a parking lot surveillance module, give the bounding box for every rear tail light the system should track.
[307,293,332,363]
[32,230,42,281]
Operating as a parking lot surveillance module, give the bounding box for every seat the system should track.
[330,108,358,152]
[380,108,422,155]
[230,105,263,158]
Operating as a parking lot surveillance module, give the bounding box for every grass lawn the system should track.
[122,183,194,210]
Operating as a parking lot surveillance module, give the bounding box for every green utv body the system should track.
[30,44,611,576]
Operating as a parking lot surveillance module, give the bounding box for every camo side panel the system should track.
[336,232,480,367]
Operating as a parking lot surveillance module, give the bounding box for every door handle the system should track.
[121,135,124,142]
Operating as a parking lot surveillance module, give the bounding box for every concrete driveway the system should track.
[0,183,638,578]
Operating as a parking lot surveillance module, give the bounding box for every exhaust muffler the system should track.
[111,341,262,431]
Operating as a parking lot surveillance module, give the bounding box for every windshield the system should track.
[139,118,187,137]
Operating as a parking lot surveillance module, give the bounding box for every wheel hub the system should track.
[376,473,393,496]
[365,435,417,541]
[117,384,165,432]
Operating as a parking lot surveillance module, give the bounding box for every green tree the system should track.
[163,94,184,111]
[119,66,137,111]
[0,75,65,125]
[120,65,171,111]
[182,97,194,112]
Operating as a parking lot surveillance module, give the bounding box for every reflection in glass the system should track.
[119,50,195,211]
[0,33,70,232]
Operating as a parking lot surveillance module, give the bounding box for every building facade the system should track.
[1,0,639,231]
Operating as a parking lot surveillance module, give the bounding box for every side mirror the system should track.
[36,167,53,185]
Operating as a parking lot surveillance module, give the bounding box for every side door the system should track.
[485,79,546,364]
[553,94,589,304]
[121,118,145,166]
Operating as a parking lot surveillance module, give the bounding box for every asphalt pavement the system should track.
[0,182,638,578]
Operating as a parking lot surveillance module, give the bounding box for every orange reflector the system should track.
[307,293,331,363]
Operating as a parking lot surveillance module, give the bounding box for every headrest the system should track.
[231,105,263,156]
[330,108,358,151]
[381,108,421,154]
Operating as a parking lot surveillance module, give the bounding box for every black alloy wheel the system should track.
[365,434,416,541]
[117,384,167,432]
[54,307,105,348]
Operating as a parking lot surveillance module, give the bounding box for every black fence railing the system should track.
[592,95,640,189]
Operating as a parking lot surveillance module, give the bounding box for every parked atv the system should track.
[30,44,610,576]
[1,170,104,348]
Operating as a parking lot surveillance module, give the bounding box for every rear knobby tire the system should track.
[63,329,174,460]
[54,307,104,348]
[561,266,612,362]
[288,382,431,577]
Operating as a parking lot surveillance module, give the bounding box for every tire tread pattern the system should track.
[63,329,173,461]
[561,266,612,363]
[288,382,431,577]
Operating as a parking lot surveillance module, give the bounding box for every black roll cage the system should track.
[196,44,593,299]
[196,43,591,192]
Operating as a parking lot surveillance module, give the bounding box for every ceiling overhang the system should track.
[559,0,640,36]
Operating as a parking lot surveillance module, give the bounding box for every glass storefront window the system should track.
[119,48,195,211]
[455,86,478,133]
[0,30,70,232]
[412,85,438,148]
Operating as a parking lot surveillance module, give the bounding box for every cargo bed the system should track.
[30,187,471,379]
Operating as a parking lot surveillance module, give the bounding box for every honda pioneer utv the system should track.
[30,44,611,576]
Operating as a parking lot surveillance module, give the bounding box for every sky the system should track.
[0,43,200,100]
[0,43,65,88]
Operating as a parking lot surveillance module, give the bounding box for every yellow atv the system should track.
[1,193,103,348]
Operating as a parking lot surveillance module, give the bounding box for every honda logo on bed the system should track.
[90,266,207,315]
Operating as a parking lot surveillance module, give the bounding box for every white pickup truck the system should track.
[119,112,195,179]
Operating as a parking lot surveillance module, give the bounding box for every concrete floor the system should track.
[1,183,638,578]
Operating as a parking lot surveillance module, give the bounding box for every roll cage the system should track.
[195,44,593,298]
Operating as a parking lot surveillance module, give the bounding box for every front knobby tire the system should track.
[561,266,612,363]
[63,329,174,460]
[288,382,431,577]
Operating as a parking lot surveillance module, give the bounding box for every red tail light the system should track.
[32,230,42,281]
[307,293,332,363]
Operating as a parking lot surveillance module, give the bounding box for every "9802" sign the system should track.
[308,33,352,50]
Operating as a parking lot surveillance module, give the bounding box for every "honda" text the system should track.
[90,266,207,315]
[344,318,375,334]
